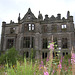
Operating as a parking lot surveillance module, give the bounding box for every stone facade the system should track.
[1,8,75,59]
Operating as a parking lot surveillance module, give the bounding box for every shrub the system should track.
[0,47,18,65]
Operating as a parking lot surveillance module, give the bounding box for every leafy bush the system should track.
[0,47,18,65]
[6,47,18,65]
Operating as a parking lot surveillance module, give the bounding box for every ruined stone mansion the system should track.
[1,8,75,58]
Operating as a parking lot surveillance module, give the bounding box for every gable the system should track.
[22,8,37,21]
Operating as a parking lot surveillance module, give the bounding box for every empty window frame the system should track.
[28,24,31,31]
[62,38,68,48]
[42,52,47,59]
[62,52,68,56]
[42,38,48,49]
[53,52,58,57]
[61,25,67,29]
[6,39,14,49]
[23,37,34,48]
[23,37,30,48]
[31,37,34,48]
[28,24,35,31]
[10,28,15,34]
[23,52,29,58]
[53,38,58,49]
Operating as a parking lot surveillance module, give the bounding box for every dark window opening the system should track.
[62,38,68,48]
[26,52,29,58]
[63,52,65,56]
[23,52,29,58]
[23,37,34,48]
[42,52,44,59]
[45,52,47,58]
[31,37,34,48]
[53,52,57,57]
[7,39,14,49]
[42,52,47,59]
[23,37,30,48]
[66,52,68,55]
[53,38,58,49]
[42,38,48,49]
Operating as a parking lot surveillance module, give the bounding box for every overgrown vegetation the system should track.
[0,42,74,75]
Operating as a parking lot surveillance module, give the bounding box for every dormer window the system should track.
[61,25,67,29]
[28,24,35,31]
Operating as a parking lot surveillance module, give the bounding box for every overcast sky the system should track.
[0,0,75,38]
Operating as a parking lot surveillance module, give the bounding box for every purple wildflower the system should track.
[44,72,49,75]
[58,61,62,69]
[46,58,49,62]
[49,43,54,50]
[71,53,75,63]
[60,57,62,63]
[44,66,49,75]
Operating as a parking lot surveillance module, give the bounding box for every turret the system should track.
[18,13,21,23]
[2,21,6,27]
[67,11,73,22]
[57,14,61,20]
[1,21,6,51]
[44,14,49,21]
[67,11,70,19]
[38,11,43,20]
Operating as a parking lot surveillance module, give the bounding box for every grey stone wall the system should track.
[1,8,75,58]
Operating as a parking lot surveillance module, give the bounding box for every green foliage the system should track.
[6,47,18,65]
[30,48,36,59]
[6,58,37,75]
[0,47,18,65]
[0,54,6,64]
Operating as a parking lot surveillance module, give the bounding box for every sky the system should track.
[0,0,75,39]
